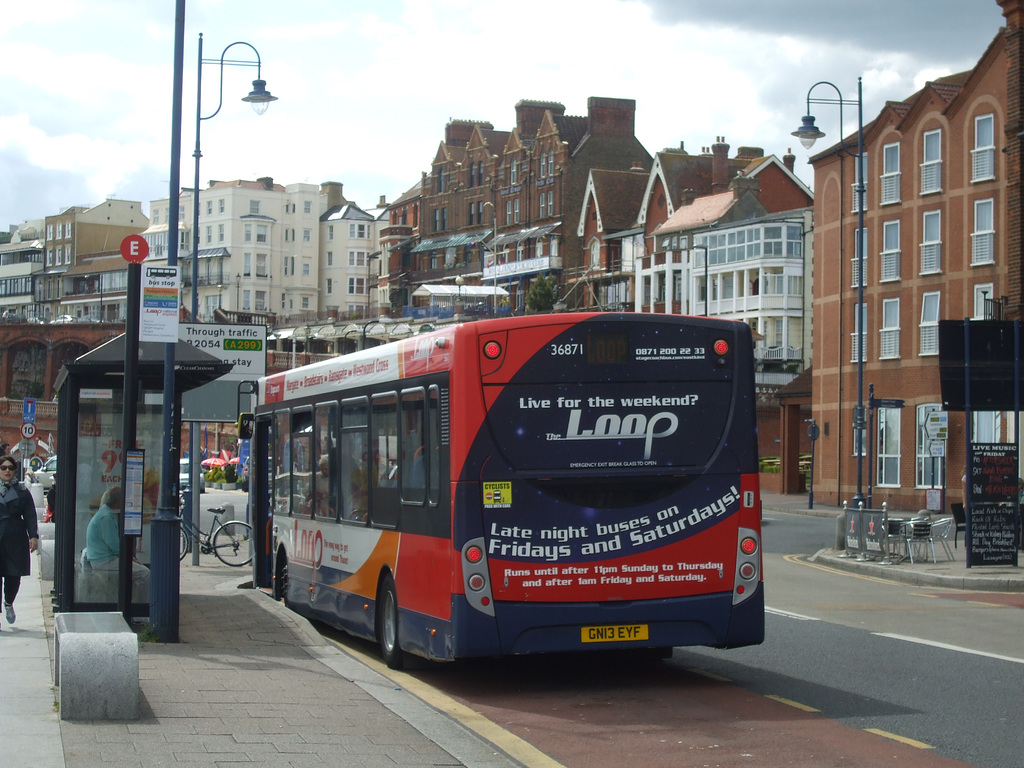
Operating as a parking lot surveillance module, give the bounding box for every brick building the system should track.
[805,20,1010,509]
[390,97,651,314]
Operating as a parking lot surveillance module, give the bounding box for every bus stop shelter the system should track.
[51,335,231,617]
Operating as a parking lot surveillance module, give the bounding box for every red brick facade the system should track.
[808,26,1009,509]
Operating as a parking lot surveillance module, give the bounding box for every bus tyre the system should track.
[378,574,405,670]
[274,551,290,607]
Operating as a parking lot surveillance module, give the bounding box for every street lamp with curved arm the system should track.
[793,76,866,507]
[187,32,277,564]
[191,33,277,323]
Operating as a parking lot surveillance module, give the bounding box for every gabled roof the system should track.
[321,203,374,223]
[743,155,813,200]
[578,169,648,237]
[638,148,751,224]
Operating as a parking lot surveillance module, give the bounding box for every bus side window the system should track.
[273,412,290,516]
[341,399,368,522]
[371,393,400,528]
[291,409,313,517]
[401,389,426,504]
[313,403,339,521]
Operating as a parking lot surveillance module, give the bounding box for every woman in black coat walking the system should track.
[0,454,39,629]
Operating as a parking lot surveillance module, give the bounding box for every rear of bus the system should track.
[450,313,763,656]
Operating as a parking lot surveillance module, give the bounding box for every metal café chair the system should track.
[950,503,967,548]
[904,517,936,564]
[929,517,955,561]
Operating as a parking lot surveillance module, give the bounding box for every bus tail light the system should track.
[462,537,495,616]
[483,340,503,359]
[713,339,730,356]
[733,527,761,604]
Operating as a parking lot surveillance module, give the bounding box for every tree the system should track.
[526,274,559,313]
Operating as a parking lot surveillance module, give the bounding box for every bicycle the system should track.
[179,506,253,567]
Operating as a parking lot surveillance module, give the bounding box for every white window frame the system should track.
[971,198,995,265]
[920,210,941,274]
[971,114,995,182]
[876,407,901,487]
[881,142,900,205]
[920,291,940,356]
[972,411,1002,443]
[880,298,900,359]
[851,301,866,363]
[880,220,900,282]
[974,282,994,320]
[852,227,867,288]
[921,129,942,194]
[916,403,944,488]
[851,152,868,213]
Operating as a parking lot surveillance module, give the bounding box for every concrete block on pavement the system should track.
[55,611,139,720]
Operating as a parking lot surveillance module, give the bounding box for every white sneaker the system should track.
[4,603,14,624]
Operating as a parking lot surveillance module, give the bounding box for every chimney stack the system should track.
[783,148,796,172]
[711,137,730,192]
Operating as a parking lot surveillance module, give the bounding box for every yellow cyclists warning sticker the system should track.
[483,482,512,508]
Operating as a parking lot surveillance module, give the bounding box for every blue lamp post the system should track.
[793,77,866,507]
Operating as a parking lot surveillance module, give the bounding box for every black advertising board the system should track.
[969,443,1018,502]
[968,505,1019,566]
[939,320,1022,411]
[968,443,1019,567]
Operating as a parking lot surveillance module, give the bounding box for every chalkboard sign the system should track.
[968,504,1019,566]
[969,443,1018,502]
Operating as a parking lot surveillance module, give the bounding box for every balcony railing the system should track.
[754,344,802,362]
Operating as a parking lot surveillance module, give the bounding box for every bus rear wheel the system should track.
[377,574,404,670]
[274,551,290,607]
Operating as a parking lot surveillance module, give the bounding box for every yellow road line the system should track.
[765,694,820,713]
[783,554,916,586]
[325,636,566,768]
[864,728,934,749]
[686,667,732,682]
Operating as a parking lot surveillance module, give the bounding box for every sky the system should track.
[0,0,1008,230]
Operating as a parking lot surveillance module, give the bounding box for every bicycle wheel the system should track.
[179,526,191,561]
[211,521,253,566]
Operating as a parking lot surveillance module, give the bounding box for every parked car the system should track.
[29,455,57,489]
[179,457,206,494]
[52,315,75,324]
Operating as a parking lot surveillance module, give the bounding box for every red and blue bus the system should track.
[251,312,763,667]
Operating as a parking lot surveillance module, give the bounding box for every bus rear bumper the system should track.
[451,584,764,657]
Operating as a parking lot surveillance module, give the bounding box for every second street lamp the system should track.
[187,32,277,561]
[793,76,866,508]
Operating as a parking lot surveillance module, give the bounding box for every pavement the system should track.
[2,492,1021,768]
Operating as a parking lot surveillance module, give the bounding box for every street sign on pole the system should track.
[23,398,36,424]
[21,422,36,440]
[925,411,948,440]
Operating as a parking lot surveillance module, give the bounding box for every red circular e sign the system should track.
[120,234,149,264]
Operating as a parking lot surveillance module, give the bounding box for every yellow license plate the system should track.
[580,624,649,643]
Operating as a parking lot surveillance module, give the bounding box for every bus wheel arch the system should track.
[376,570,405,670]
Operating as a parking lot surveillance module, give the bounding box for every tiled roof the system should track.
[591,170,648,231]
[654,190,736,233]
[553,114,588,154]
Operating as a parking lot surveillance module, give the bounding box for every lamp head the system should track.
[792,115,825,150]
[243,79,278,115]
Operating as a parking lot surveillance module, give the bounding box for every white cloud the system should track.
[0,0,1008,226]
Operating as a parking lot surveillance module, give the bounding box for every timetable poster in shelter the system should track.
[140,266,179,343]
